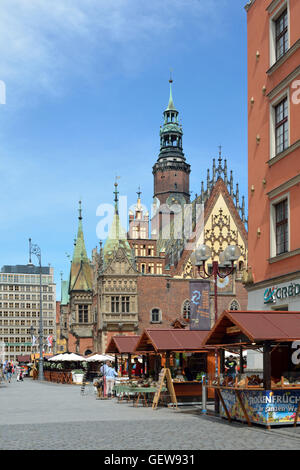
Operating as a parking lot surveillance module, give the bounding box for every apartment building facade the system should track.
[0,265,56,363]
[245,0,300,311]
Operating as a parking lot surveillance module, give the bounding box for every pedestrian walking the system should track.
[100,361,118,398]
[17,367,24,382]
[106,362,118,398]
[6,362,13,383]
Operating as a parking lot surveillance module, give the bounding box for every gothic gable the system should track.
[102,246,137,277]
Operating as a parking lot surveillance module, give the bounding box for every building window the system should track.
[78,305,89,323]
[275,199,288,255]
[148,246,154,256]
[182,300,191,320]
[140,245,146,256]
[151,308,161,323]
[156,264,163,275]
[275,98,288,155]
[229,300,240,311]
[121,296,130,313]
[275,10,288,61]
[148,263,155,274]
[140,264,146,274]
[111,296,120,313]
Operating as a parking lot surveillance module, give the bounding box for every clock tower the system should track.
[153,78,191,207]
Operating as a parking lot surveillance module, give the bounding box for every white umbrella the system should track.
[60,353,85,361]
[48,354,65,362]
[86,354,114,362]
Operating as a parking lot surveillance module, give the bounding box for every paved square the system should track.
[1,378,300,450]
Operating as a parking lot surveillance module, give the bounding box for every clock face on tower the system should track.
[166,193,186,207]
[217,276,230,290]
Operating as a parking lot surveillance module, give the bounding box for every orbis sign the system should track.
[264,283,300,304]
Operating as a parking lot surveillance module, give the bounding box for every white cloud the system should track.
[0,0,228,104]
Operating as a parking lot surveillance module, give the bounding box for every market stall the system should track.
[134,329,215,402]
[204,310,300,428]
[105,335,141,378]
[45,352,86,384]
[16,355,31,377]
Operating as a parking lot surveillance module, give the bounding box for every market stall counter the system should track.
[204,310,300,429]
[134,329,216,403]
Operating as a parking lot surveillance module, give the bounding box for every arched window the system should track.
[229,300,240,311]
[182,300,191,320]
[151,308,161,323]
[84,349,92,356]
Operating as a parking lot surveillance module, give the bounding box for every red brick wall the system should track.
[137,276,190,332]
[154,169,190,204]
[137,276,248,333]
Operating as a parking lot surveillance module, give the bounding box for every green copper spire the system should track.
[72,200,88,263]
[166,74,175,111]
[103,182,133,265]
[69,201,92,292]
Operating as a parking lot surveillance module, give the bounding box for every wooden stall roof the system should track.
[134,329,211,353]
[204,310,300,346]
[105,335,140,354]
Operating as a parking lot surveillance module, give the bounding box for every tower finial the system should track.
[78,200,82,220]
[167,71,175,110]
[137,186,141,200]
[114,177,120,214]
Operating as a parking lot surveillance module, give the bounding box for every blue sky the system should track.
[0,0,248,297]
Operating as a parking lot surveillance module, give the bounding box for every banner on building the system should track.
[189,280,211,330]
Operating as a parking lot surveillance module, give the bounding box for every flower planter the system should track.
[72,373,84,384]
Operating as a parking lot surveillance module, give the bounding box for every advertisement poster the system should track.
[220,389,300,426]
[189,280,210,331]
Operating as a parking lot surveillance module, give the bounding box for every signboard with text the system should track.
[189,280,211,330]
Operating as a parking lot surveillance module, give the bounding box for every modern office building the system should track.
[0,264,56,363]
[245,0,300,311]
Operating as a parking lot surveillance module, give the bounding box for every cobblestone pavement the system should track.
[0,379,300,450]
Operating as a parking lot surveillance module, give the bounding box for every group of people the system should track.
[1,361,24,383]
[95,358,144,399]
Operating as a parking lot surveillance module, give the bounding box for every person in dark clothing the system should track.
[225,355,237,378]
[183,367,193,381]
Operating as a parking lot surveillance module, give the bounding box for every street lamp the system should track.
[52,339,56,355]
[191,243,241,412]
[29,238,44,381]
[191,243,241,325]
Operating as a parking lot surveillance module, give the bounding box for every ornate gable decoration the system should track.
[102,246,137,276]
[205,208,246,261]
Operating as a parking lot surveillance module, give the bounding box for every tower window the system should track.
[78,305,89,323]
